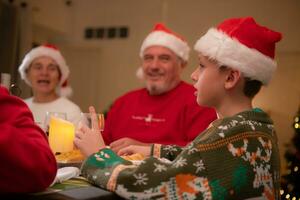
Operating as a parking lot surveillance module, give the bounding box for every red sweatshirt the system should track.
[0,86,57,193]
[103,81,217,146]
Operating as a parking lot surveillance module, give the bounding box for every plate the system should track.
[57,161,83,168]
[55,149,84,168]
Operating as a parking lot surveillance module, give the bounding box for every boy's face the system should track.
[191,54,227,107]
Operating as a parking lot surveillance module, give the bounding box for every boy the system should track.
[75,17,282,199]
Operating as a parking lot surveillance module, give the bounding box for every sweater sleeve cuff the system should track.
[151,144,162,158]
[82,148,131,169]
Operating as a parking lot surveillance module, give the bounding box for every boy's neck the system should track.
[216,95,252,118]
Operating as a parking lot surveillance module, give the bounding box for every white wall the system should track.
[25,0,300,172]
[55,0,166,111]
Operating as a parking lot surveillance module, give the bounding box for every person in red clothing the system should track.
[0,86,57,193]
[102,23,217,154]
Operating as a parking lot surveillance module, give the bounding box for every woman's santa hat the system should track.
[194,17,282,85]
[18,44,72,97]
[140,23,190,61]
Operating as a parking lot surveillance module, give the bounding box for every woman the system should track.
[0,86,57,192]
[18,44,81,129]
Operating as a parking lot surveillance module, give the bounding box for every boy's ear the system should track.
[224,69,241,89]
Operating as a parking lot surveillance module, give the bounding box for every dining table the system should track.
[2,175,123,200]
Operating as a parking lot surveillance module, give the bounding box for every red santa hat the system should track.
[140,23,190,61]
[18,44,72,97]
[194,17,282,85]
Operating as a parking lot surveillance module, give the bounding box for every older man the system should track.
[102,23,216,153]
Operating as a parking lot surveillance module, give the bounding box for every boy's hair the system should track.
[243,78,262,98]
[219,65,262,98]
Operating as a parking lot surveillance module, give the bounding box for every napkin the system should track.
[51,167,80,186]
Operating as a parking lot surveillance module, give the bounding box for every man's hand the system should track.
[118,145,151,158]
[74,106,105,157]
[110,137,150,154]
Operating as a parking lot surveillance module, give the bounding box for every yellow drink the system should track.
[48,116,75,153]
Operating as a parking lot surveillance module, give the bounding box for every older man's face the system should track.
[142,46,184,95]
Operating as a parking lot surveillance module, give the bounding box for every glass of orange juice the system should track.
[48,116,75,154]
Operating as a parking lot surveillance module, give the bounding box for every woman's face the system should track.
[26,56,61,96]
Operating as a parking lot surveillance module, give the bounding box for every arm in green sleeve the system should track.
[81,129,279,199]
[81,143,212,199]
[151,143,185,160]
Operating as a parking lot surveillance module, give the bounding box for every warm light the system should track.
[295,123,299,129]
[292,197,296,200]
[48,116,75,153]
[280,190,285,195]
[294,166,299,172]
[285,194,290,199]
[295,116,299,122]
[288,184,294,191]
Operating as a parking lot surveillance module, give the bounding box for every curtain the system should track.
[0,1,19,75]
[0,1,32,97]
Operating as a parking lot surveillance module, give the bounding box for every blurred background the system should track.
[1,0,300,175]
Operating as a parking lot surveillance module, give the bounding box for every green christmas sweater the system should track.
[81,109,281,200]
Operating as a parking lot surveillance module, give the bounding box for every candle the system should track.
[48,116,75,153]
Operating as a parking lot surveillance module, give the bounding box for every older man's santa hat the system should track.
[137,23,190,79]
[18,44,72,97]
[194,17,282,85]
[140,23,190,61]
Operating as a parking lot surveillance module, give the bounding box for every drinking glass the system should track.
[44,112,67,136]
[80,113,105,131]
[48,116,75,153]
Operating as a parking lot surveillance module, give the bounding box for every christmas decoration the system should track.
[281,107,300,199]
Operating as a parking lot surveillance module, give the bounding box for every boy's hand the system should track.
[74,106,105,157]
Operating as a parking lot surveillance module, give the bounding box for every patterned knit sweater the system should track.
[81,109,280,200]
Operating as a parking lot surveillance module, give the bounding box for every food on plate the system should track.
[55,149,84,163]
[121,153,145,161]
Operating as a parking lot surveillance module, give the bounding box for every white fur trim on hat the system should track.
[140,31,190,62]
[18,46,72,97]
[194,28,277,85]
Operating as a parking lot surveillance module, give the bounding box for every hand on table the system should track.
[74,106,105,157]
[110,137,149,154]
[117,145,151,158]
